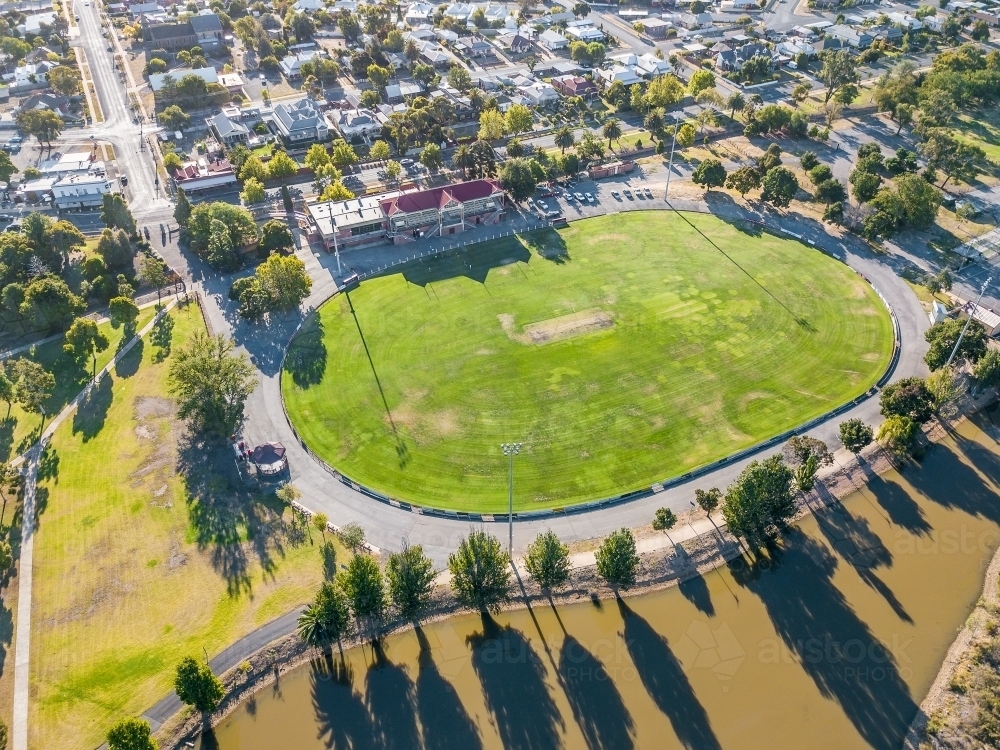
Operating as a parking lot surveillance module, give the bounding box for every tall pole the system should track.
[946,276,992,368]
[663,116,679,203]
[501,442,521,558]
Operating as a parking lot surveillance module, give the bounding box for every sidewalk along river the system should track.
[197,410,1000,750]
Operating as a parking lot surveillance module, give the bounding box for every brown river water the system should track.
[199,411,1000,750]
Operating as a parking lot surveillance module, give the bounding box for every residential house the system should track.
[292,0,324,10]
[434,27,460,43]
[24,46,56,63]
[635,53,672,77]
[868,24,904,44]
[417,41,453,67]
[551,74,598,99]
[128,2,162,18]
[777,40,815,58]
[18,92,81,122]
[171,157,237,193]
[677,12,712,28]
[482,2,507,23]
[598,66,642,86]
[404,1,434,24]
[887,11,922,29]
[270,97,330,143]
[534,60,585,76]
[384,80,422,103]
[456,36,493,57]
[144,21,197,49]
[189,12,224,48]
[206,110,250,144]
[107,3,128,15]
[279,51,321,79]
[10,60,55,88]
[21,11,56,34]
[52,173,112,209]
[824,24,872,48]
[974,9,1000,26]
[445,2,474,20]
[148,67,218,92]
[715,41,771,72]
[640,17,672,38]
[564,23,605,41]
[518,82,557,106]
[329,107,381,139]
[539,29,568,50]
[496,33,532,52]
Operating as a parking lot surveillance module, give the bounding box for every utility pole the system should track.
[946,276,992,368]
[501,442,521,558]
[663,115,679,203]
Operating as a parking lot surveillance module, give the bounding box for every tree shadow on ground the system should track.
[0,417,13,462]
[559,633,636,750]
[399,234,531,287]
[521,229,570,265]
[114,338,143,378]
[312,652,373,748]
[466,613,564,750]
[365,640,421,750]
[37,445,58,483]
[703,192,763,237]
[414,626,483,750]
[177,433,289,597]
[679,575,715,617]
[865,471,932,535]
[71,374,113,441]
[283,312,327,389]
[905,437,1000,529]
[730,531,917,750]
[616,598,722,750]
[150,313,175,362]
[321,540,337,581]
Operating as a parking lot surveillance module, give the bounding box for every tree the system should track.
[652,507,677,545]
[523,531,570,592]
[894,103,914,135]
[726,91,746,120]
[106,718,158,750]
[760,167,798,208]
[101,194,136,236]
[924,317,987,371]
[602,118,622,150]
[877,415,918,458]
[384,160,402,182]
[644,74,685,108]
[800,151,819,171]
[304,144,331,173]
[386,542,435,619]
[879,376,935,423]
[11,359,54,419]
[320,181,354,201]
[159,105,190,131]
[239,155,267,183]
[971,19,990,41]
[341,553,385,634]
[675,123,696,148]
[240,177,265,205]
[187,203,259,268]
[267,151,298,183]
[721,455,795,552]
[339,522,366,552]
[695,487,722,532]
[478,109,505,142]
[0,366,13,418]
[140,255,170,307]
[330,140,357,168]
[839,418,874,455]
[447,64,472,92]
[448,530,510,614]
[418,143,443,174]
[256,253,312,311]
[850,169,882,203]
[595,528,639,591]
[259,220,294,254]
[16,109,63,149]
[174,657,224,721]
[499,158,537,203]
[818,50,858,103]
[369,140,391,161]
[96,228,133,269]
[783,436,832,494]
[109,296,140,334]
[20,276,84,331]
[174,189,192,227]
[808,164,833,185]
[973,349,1000,393]
[814,179,846,204]
[168,333,256,437]
[791,83,811,104]
[691,158,726,190]
[554,126,576,154]
[297,581,351,653]
[919,129,985,188]
[504,103,534,137]
[0,151,17,183]
[467,140,497,178]
[64,318,109,378]
[47,65,81,96]
[725,166,761,198]
[755,143,783,175]
[688,69,716,96]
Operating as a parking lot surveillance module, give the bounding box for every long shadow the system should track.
[524,230,570,265]
[865,472,932,535]
[398,234,532,286]
[616,598,722,750]
[345,292,408,470]
[414,626,483,750]
[678,575,715,616]
[311,653,373,748]
[903,438,1000,532]
[283,313,327,388]
[812,501,911,622]
[177,433,287,597]
[0,417,13,462]
[466,614,564,750]
[559,634,636,750]
[149,313,174,361]
[114,338,143,378]
[730,532,918,750]
[71,374,113,441]
[365,640,421,750]
[37,445,58,483]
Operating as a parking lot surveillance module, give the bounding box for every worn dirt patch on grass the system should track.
[500,309,614,345]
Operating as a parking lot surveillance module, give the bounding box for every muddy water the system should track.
[204,413,1000,750]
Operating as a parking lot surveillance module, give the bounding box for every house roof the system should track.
[189,12,222,33]
[273,97,326,132]
[148,66,218,91]
[208,111,248,137]
[380,179,502,216]
[250,442,286,465]
[147,21,194,40]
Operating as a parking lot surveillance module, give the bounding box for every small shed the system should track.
[928,301,948,326]
[250,442,288,476]
[961,301,1000,336]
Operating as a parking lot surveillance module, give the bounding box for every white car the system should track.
[584,192,595,203]
[574,192,585,201]
[611,190,621,199]
[644,188,654,199]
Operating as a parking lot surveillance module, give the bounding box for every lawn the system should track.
[30,301,337,750]
[282,211,894,512]
[953,112,1000,164]
[1,307,158,462]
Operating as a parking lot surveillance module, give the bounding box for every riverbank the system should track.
[156,397,981,750]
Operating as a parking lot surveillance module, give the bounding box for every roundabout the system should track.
[281,211,895,513]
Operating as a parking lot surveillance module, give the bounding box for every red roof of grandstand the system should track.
[380,179,502,216]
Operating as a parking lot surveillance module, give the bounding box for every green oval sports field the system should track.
[282,212,893,512]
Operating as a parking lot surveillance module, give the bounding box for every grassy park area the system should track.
[282,211,894,512]
[30,302,336,750]
[953,111,1000,164]
[1,307,158,462]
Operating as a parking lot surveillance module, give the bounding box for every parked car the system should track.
[573,192,584,201]
[565,192,576,201]
[584,192,595,203]
[611,190,621,199]
[546,209,560,218]
[623,189,633,199]
[644,188,654,199]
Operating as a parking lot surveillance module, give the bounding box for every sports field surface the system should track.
[282,211,894,512]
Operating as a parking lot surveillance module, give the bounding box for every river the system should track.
[199,410,1000,750]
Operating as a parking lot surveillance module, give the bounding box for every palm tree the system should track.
[554,125,575,154]
[602,118,622,151]
[453,144,472,179]
[725,91,745,120]
[297,582,350,655]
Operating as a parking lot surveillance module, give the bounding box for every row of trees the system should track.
[228,251,311,320]
[691,143,802,209]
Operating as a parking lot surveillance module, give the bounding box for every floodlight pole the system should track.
[946,275,992,368]
[663,114,680,203]
[501,442,521,558]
